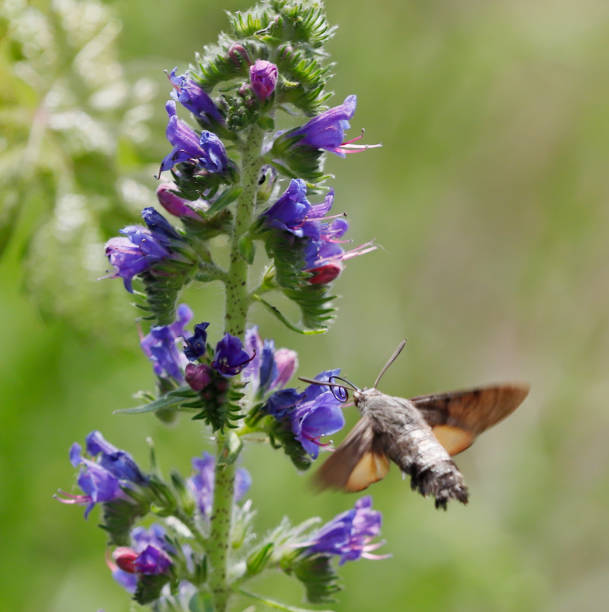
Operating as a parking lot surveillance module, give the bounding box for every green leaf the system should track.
[218,431,243,465]
[270,418,314,471]
[253,295,326,334]
[114,386,198,415]
[238,234,256,264]
[183,209,233,240]
[246,542,275,577]
[100,498,150,546]
[134,574,171,606]
[270,132,325,182]
[288,555,341,604]
[284,284,336,331]
[206,185,243,215]
[257,115,275,130]
[238,588,332,612]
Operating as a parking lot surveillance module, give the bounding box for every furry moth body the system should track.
[311,342,529,509]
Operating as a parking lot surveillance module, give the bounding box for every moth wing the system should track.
[314,415,390,493]
[411,383,530,456]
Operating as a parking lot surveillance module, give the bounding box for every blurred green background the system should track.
[2,0,609,610]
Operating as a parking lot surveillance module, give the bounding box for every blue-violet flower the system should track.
[212,333,253,376]
[110,524,173,586]
[187,452,252,517]
[242,326,298,395]
[85,430,146,484]
[160,100,228,174]
[184,322,210,361]
[56,432,145,518]
[264,370,345,458]
[289,95,379,157]
[168,67,224,124]
[140,304,193,381]
[304,496,387,564]
[263,179,334,239]
[105,228,169,293]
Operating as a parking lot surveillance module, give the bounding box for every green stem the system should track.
[208,125,264,612]
[224,126,265,338]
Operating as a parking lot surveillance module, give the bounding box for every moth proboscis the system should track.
[300,340,529,509]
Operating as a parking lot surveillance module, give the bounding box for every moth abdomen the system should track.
[364,393,470,509]
[409,461,469,510]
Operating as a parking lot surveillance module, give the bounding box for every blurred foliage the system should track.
[0,0,162,341]
[1,0,609,611]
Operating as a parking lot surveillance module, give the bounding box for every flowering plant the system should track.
[57,2,387,609]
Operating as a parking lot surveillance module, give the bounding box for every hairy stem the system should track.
[208,125,264,612]
[224,126,265,338]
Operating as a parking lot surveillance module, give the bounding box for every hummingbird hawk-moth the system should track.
[301,341,529,509]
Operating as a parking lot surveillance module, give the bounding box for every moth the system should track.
[301,341,529,509]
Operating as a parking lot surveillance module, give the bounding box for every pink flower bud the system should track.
[113,547,138,573]
[273,348,298,389]
[249,60,278,100]
[307,262,343,285]
[185,363,213,391]
[156,184,204,220]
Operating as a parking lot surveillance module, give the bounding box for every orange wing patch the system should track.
[432,425,474,456]
[345,451,390,492]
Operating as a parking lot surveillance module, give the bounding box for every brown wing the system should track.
[314,415,390,492]
[411,383,529,456]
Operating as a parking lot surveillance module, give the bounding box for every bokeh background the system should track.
[2,0,609,610]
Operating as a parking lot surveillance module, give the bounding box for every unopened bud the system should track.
[156,184,204,220]
[113,547,138,573]
[249,60,278,100]
[185,363,213,391]
[307,263,343,285]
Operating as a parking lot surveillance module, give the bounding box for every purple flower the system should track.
[110,562,138,594]
[242,326,298,395]
[105,227,170,293]
[131,524,173,554]
[249,59,278,100]
[160,100,228,174]
[140,304,193,381]
[133,545,172,574]
[141,207,180,242]
[263,179,333,239]
[264,388,301,420]
[212,333,253,376]
[199,130,229,172]
[168,67,224,124]
[290,387,345,459]
[187,452,252,517]
[304,496,387,564]
[184,322,210,361]
[303,215,376,285]
[264,370,345,458]
[104,207,181,292]
[85,431,145,484]
[291,95,358,156]
[156,183,207,220]
[110,525,173,585]
[55,433,145,518]
[261,180,376,284]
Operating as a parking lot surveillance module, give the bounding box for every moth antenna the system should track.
[298,377,359,391]
[298,377,350,392]
[297,376,357,403]
[374,339,407,388]
[329,375,360,391]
